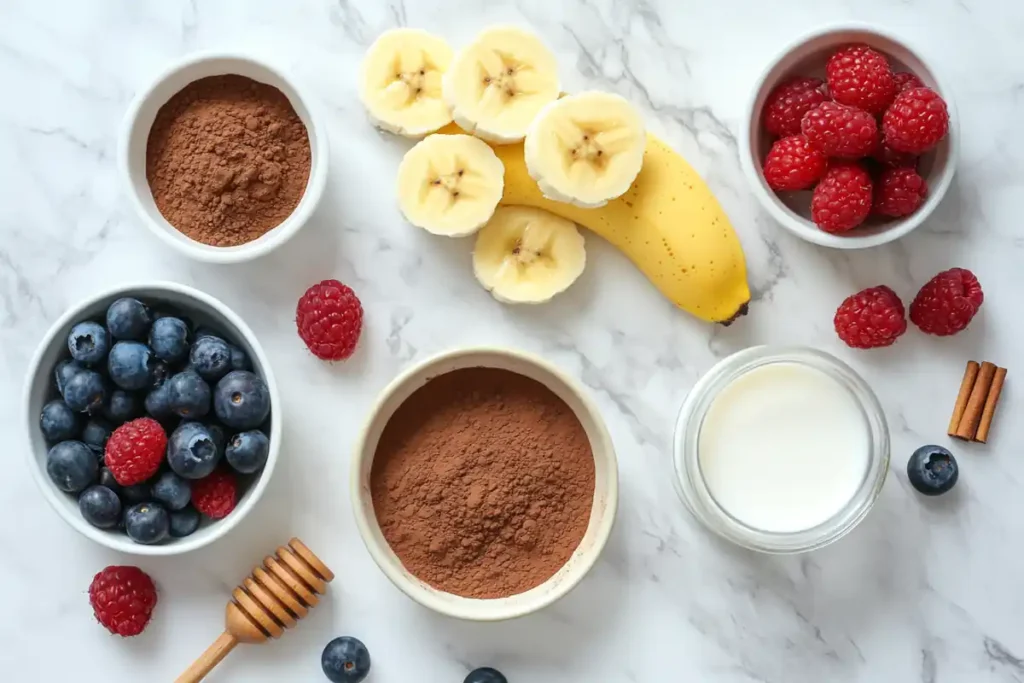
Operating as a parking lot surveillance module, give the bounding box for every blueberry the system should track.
[189,336,232,382]
[228,344,251,372]
[151,471,191,510]
[54,359,83,394]
[908,445,959,496]
[214,371,271,429]
[168,506,201,538]
[99,468,123,496]
[46,441,98,493]
[103,389,140,424]
[205,422,227,452]
[144,383,174,420]
[78,485,122,529]
[167,422,221,479]
[121,481,153,505]
[124,502,169,544]
[149,316,190,363]
[225,430,270,474]
[62,368,107,413]
[166,370,211,418]
[67,321,110,367]
[108,341,161,391]
[106,297,152,340]
[464,669,507,683]
[193,326,222,341]
[321,637,371,683]
[81,418,113,454]
[40,400,81,442]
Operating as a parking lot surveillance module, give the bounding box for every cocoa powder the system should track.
[145,75,311,247]
[370,367,596,599]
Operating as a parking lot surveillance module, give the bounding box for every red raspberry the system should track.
[296,279,363,361]
[909,268,984,336]
[89,566,158,637]
[874,168,928,217]
[826,44,896,114]
[882,87,949,154]
[811,162,873,233]
[762,135,826,191]
[762,77,830,137]
[871,139,918,169]
[834,286,907,349]
[801,102,878,158]
[192,468,237,519]
[105,417,167,486]
[892,72,925,93]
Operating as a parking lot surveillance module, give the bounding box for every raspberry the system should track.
[811,162,873,233]
[762,135,827,191]
[874,167,928,217]
[826,44,896,114]
[801,102,878,158]
[893,71,925,93]
[762,77,830,137]
[192,468,237,519]
[105,417,167,486]
[909,268,984,336]
[89,566,158,637]
[834,286,907,349]
[882,87,949,154]
[871,139,918,169]
[296,279,363,361]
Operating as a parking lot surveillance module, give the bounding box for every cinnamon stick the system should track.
[955,361,997,440]
[948,361,980,437]
[974,366,1007,443]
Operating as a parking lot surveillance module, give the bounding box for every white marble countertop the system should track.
[2,0,1023,680]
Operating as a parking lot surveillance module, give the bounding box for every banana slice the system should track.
[359,28,454,137]
[472,206,585,304]
[396,134,505,236]
[442,26,560,143]
[524,91,646,208]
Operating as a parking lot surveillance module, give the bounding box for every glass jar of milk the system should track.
[673,346,889,553]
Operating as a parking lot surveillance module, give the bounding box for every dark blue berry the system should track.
[464,669,507,683]
[46,441,98,493]
[62,368,107,413]
[205,422,227,452]
[321,637,371,683]
[167,421,221,479]
[214,371,271,429]
[189,336,232,382]
[108,341,160,391]
[99,468,123,496]
[121,481,153,504]
[908,445,958,496]
[169,506,201,537]
[54,359,83,395]
[125,502,169,544]
[144,383,174,420]
[81,418,113,454]
[106,297,152,340]
[103,389,139,424]
[67,321,110,366]
[225,430,270,474]
[193,326,222,341]
[78,485,122,529]
[40,400,81,442]
[228,344,251,371]
[166,370,211,418]
[151,471,191,510]
[149,316,190,363]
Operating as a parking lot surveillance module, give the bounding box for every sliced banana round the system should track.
[524,91,646,208]
[359,28,454,138]
[473,206,586,304]
[396,134,505,237]
[442,26,560,144]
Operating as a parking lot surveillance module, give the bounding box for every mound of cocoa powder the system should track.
[370,367,596,599]
[145,75,311,247]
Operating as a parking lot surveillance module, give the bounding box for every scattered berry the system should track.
[189,336,232,382]
[166,370,212,418]
[192,468,237,519]
[62,368,107,414]
[106,298,152,341]
[892,71,925,93]
[40,400,81,443]
[801,102,877,158]
[465,669,508,683]
[811,162,873,233]
[168,506,201,537]
[148,316,190,363]
[89,565,158,636]
[81,418,113,455]
[882,87,949,154]
[144,383,174,420]
[873,167,928,217]
[125,503,170,544]
[214,370,271,430]
[167,422,221,479]
[47,441,99,493]
[107,341,158,391]
[296,280,364,361]
[907,445,958,495]
[762,135,827,191]
[54,359,83,395]
[833,285,907,349]
[228,344,251,371]
[67,321,109,367]
[79,485,122,529]
[762,77,830,137]
[321,636,371,683]
[103,389,140,424]
[105,417,167,486]
[909,267,983,336]
[151,471,192,511]
[871,139,918,169]
[225,430,270,474]
[826,44,896,114]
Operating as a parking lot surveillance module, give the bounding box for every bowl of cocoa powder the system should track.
[351,347,618,621]
[119,52,328,263]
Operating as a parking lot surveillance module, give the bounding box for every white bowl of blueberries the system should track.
[23,282,280,555]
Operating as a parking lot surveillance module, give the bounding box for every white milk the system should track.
[698,362,869,533]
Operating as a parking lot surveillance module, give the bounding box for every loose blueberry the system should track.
[166,370,211,418]
[124,502,169,544]
[81,418,113,454]
[54,359,83,395]
[228,344,251,371]
[189,336,232,382]
[62,368,107,413]
[205,422,227,452]
[103,389,140,424]
[108,341,158,391]
[121,481,153,505]
[908,445,959,496]
[99,468,123,496]
[46,441,98,493]
[167,422,221,479]
[40,400,81,442]
[106,297,152,340]
[67,321,110,367]
[214,371,271,430]
[464,669,508,683]
[144,383,174,420]
[78,485,122,529]
[149,316,190,363]
[151,471,191,511]
[225,430,270,474]
[321,636,371,683]
[168,506,201,537]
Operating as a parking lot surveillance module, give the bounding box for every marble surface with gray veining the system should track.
[2,0,1023,680]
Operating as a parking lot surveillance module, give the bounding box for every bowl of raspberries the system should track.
[741,24,957,248]
[22,282,279,554]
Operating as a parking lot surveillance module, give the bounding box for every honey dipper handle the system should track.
[175,632,239,683]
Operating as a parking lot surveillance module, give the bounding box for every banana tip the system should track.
[717,302,749,327]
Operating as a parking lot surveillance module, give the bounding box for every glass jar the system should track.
[673,346,889,553]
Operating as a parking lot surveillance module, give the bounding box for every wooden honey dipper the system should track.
[175,537,335,683]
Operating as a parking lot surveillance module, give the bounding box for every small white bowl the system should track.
[23,282,281,556]
[740,23,959,249]
[351,347,618,621]
[119,52,329,263]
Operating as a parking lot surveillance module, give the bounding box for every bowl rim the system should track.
[22,281,281,556]
[349,346,619,621]
[739,21,960,249]
[117,50,329,264]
